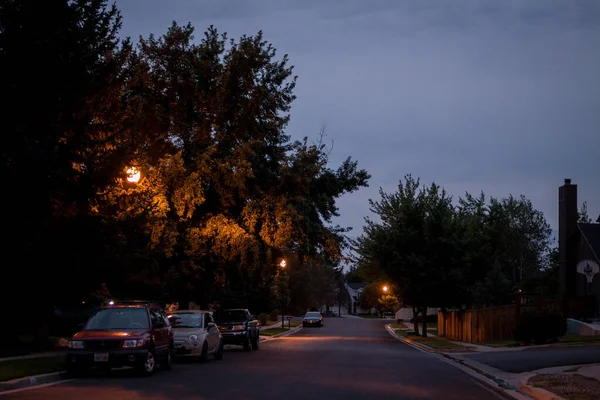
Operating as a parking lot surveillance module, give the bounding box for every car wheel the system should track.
[199,341,208,362]
[214,340,224,360]
[251,334,259,351]
[138,350,156,376]
[242,335,251,351]
[162,345,174,370]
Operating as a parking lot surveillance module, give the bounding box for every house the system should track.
[344,282,378,315]
[558,179,600,317]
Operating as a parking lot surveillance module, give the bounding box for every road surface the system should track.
[465,345,600,373]
[1,318,505,400]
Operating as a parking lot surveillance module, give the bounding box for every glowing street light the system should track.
[279,260,286,268]
[382,285,389,293]
[126,167,141,183]
[108,300,114,306]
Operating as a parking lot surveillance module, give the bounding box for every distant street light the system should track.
[126,167,141,183]
[382,285,389,293]
[279,259,286,268]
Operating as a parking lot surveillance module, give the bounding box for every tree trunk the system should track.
[412,307,419,335]
[421,306,428,337]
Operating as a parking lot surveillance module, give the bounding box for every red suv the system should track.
[66,301,174,376]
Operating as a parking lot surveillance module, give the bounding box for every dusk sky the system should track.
[116,0,600,243]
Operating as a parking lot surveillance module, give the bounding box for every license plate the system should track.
[94,353,109,362]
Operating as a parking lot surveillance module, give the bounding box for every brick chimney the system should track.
[559,179,578,297]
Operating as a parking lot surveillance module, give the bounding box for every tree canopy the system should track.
[353,175,554,335]
[1,0,370,337]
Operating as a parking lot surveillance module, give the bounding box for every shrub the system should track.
[269,310,279,322]
[514,309,567,345]
[258,313,269,326]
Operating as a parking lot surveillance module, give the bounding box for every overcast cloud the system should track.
[116,0,600,243]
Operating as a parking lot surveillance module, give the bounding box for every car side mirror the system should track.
[207,322,216,329]
[153,321,165,328]
[248,315,255,320]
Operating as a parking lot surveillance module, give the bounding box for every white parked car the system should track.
[167,310,224,361]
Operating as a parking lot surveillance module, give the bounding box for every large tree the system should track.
[93,23,370,308]
[0,0,131,340]
[354,175,463,336]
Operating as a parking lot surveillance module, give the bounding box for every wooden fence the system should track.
[437,296,595,344]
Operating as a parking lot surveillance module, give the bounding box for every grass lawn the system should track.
[480,334,600,348]
[559,333,600,344]
[259,328,289,336]
[394,329,470,350]
[0,356,65,382]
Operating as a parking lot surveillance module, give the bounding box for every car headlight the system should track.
[123,339,146,348]
[189,335,198,342]
[69,340,84,349]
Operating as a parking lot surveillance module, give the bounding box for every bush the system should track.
[258,313,269,326]
[410,314,437,324]
[513,309,567,345]
[269,310,279,322]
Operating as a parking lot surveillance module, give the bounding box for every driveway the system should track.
[464,345,600,373]
[1,318,506,400]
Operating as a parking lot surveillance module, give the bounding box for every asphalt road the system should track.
[1,318,505,400]
[465,345,600,373]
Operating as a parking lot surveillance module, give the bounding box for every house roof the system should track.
[578,223,600,262]
[347,282,366,290]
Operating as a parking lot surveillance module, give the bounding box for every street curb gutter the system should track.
[260,325,303,342]
[519,378,567,400]
[384,325,525,400]
[0,371,68,393]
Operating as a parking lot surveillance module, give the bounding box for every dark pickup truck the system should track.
[214,309,259,351]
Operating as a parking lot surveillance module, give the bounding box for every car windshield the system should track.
[84,308,149,330]
[168,313,202,328]
[215,310,246,323]
[305,312,320,318]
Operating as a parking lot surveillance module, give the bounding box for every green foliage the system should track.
[269,310,279,322]
[378,294,400,314]
[287,259,339,314]
[513,309,567,345]
[258,313,269,326]
[578,202,592,223]
[353,175,554,312]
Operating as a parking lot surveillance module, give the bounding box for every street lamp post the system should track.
[279,259,286,329]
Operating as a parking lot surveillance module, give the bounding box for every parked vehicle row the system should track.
[65,301,260,377]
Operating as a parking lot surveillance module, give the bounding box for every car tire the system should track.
[214,340,224,360]
[242,334,251,351]
[251,334,259,351]
[162,345,174,370]
[199,341,208,362]
[138,349,156,376]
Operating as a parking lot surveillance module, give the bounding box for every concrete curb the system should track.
[0,371,68,393]
[384,325,435,353]
[260,325,303,342]
[518,377,567,400]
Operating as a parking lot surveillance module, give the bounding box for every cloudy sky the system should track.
[115,0,600,242]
